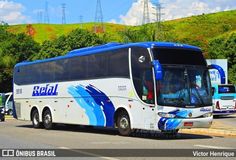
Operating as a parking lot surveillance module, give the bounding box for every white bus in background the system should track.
[207,59,236,115]
[0,92,13,115]
[13,42,213,136]
[4,92,13,115]
[212,84,236,115]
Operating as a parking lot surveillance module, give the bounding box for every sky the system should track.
[0,0,236,25]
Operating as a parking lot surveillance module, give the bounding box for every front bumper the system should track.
[158,116,213,131]
[213,110,236,115]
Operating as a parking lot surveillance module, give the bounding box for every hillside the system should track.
[7,9,236,45]
[7,23,128,43]
[162,9,236,41]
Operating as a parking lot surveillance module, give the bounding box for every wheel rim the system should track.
[33,113,39,125]
[44,114,51,125]
[120,117,129,129]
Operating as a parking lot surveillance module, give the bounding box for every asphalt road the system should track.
[214,114,236,128]
[0,119,236,160]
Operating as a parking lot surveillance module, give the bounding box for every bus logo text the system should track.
[32,84,58,97]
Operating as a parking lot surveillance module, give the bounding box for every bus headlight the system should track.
[202,112,212,118]
[158,112,176,118]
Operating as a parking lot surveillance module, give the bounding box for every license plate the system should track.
[184,122,193,126]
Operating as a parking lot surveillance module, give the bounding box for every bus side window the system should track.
[131,47,154,104]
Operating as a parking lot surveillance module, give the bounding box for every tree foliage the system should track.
[0,25,40,92]
[32,29,103,60]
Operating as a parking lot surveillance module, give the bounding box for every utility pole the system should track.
[37,10,43,23]
[152,0,164,39]
[79,15,83,29]
[142,0,150,25]
[156,2,164,39]
[94,0,104,33]
[61,3,66,24]
[44,1,50,24]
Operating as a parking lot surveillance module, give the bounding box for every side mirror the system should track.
[211,87,215,96]
[152,60,163,80]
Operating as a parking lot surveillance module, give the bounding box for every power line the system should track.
[94,0,104,33]
[61,3,66,24]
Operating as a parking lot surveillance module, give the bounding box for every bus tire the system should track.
[117,110,132,136]
[32,109,41,128]
[1,118,4,122]
[8,109,13,115]
[162,129,179,138]
[43,109,53,130]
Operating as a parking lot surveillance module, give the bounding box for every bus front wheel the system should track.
[43,109,53,130]
[117,110,132,136]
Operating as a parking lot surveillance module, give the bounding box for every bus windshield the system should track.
[157,66,212,107]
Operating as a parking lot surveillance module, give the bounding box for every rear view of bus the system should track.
[212,84,236,115]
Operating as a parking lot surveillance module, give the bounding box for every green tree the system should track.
[120,25,157,43]
[0,28,40,92]
[33,28,103,60]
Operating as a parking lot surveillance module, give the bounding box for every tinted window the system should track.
[153,48,206,66]
[131,47,154,104]
[218,85,236,94]
[14,48,129,85]
[108,49,129,78]
[69,56,87,80]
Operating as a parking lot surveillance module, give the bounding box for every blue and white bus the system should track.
[13,42,213,136]
[212,84,236,115]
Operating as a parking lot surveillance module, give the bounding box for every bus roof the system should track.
[15,42,201,67]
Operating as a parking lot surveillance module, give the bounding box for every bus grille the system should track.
[15,102,21,118]
[220,96,234,100]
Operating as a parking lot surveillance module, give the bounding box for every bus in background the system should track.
[13,42,213,136]
[212,84,236,115]
[4,92,13,115]
[0,92,13,121]
[0,93,5,121]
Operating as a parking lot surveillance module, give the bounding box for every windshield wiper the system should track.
[164,98,186,107]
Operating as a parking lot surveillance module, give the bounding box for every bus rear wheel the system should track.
[117,110,132,136]
[1,117,4,122]
[32,109,41,128]
[43,109,53,130]
[8,109,13,115]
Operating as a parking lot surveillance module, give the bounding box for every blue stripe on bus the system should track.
[68,86,98,126]
[68,84,115,127]
[158,109,191,130]
[75,85,106,126]
[85,84,115,127]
